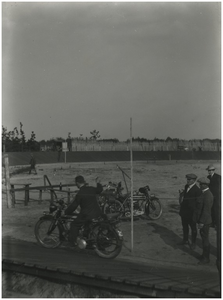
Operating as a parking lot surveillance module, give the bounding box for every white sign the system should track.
[62,142,68,152]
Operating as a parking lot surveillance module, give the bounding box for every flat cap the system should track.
[186,173,197,180]
[206,164,215,171]
[197,177,210,185]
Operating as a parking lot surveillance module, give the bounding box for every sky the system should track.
[2,2,221,142]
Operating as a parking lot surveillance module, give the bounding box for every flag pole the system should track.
[130,117,134,252]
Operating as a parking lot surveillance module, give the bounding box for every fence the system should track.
[9,183,77,207]
[5,151,221,167]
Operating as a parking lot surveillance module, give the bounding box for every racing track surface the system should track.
[2,236,220,298]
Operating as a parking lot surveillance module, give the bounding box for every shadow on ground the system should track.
[148,222,217,259]
[168,203,180,214]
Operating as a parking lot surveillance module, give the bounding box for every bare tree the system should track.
[90,130,100,140]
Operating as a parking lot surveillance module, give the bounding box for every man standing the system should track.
[206,164,221,227]
[64,175,103,246]
[194,177,213,265]
[206,164,221,274]
[29,153,37,175]
[178,174,202,249]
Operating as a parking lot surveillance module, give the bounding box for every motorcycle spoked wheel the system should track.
[145,198,162,220]
[92,225,122,259]
[35,217,62,248]
[103,200,124,216]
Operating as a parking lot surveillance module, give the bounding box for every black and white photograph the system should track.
[2,2,221,297]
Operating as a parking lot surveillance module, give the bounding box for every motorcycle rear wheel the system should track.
[145,198,162,220]
[35,218,62,248]
[93,225,122,259]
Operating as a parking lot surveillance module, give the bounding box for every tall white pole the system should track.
[130,118,134,252]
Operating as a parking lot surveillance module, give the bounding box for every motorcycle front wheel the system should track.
[35,217,62,248]
[93,225,122,259]
[145,198,162,220]
[103,200,124,216]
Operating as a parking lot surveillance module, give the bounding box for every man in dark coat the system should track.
[206,164,221,273]
[206,164,221,227]
[194,177,213,265]
[65,175,103,246]
[179,173,202,249]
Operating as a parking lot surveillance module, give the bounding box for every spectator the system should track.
[194,177,213,265]
[178,173,202,250]
[206,164,221,227]
[29,153,37,175]
[206,164,221,274]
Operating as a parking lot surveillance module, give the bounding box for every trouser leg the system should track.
[68,217,85,245]
[200,225,210,261]
[181,217,189,241]
[189,220,197,244]
[211,202,216,226]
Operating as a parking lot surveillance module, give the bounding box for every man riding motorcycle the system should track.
[64,175,103,246]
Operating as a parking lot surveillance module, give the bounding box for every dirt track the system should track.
[2,160,220,271]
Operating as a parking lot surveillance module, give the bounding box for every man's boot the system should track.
[177,239,189,245]
[198,246,210,264]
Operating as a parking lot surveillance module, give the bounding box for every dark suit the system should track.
[207,173,221,226]
[65,183,103,244]
[179,184,202,243]
[208,172,221,272]
[193,189,213,261]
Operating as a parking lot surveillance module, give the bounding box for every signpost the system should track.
[62,142,68,163]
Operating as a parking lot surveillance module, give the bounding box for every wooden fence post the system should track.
[38,190,42,204]
[10,184,16,205]
[50,190,54,203]
[67,188,70,204]
[4,155,14,208]
[24,184,30,206]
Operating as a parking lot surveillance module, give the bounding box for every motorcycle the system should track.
[102,182,163,220]
[98,182,124,215]
[35,198,123,259]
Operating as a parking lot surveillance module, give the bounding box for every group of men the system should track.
[179,164,221,266]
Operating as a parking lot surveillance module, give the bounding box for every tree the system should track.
[27,131,38,151]
[19,122,26,151]
[90,130,100,140]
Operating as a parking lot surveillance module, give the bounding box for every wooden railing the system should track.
[10,183,77,206]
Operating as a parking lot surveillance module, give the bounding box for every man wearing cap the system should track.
[206,164,221,227]
[193,177,213,264]
[64,175,103,247]
[179,174,202,249]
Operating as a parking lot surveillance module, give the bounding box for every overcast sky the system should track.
[2,2,221,141]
